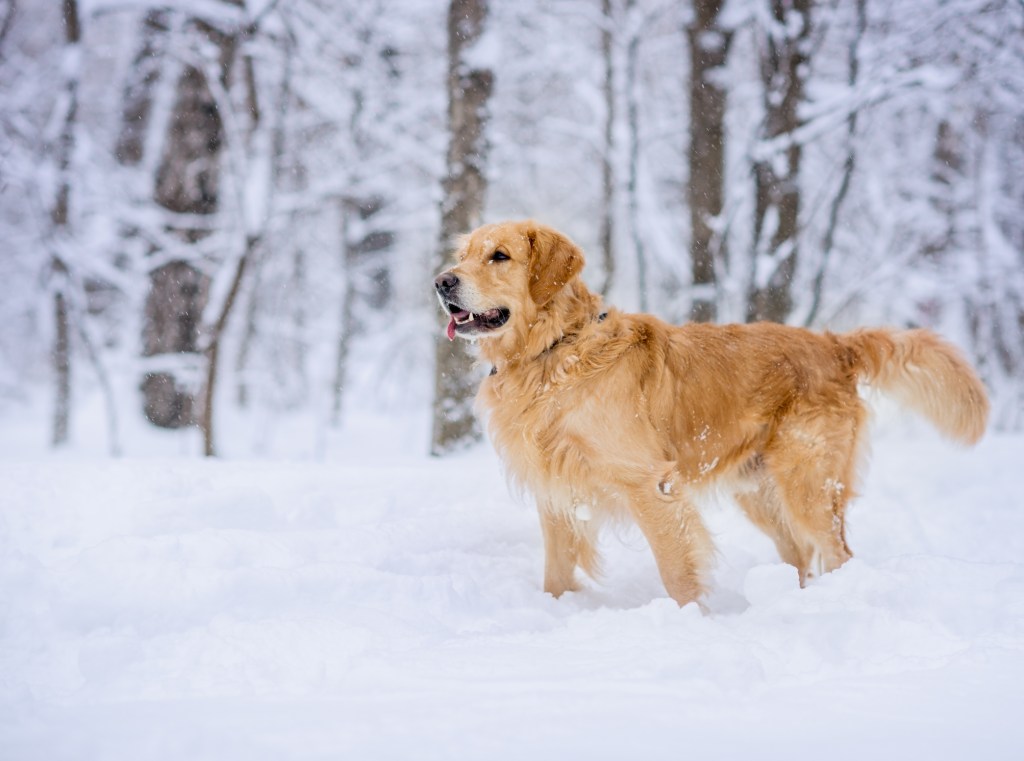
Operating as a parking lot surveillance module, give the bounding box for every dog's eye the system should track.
[490,250,511,262]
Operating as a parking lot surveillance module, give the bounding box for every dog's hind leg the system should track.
[735,478,815,586]
[762,405,865,581]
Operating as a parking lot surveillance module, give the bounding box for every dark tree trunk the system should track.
[199,20,288,455]
[687,0,732,323]
[431,0,493,456]
[141,261,208,428]
[153,61,226,217]
[332,202,356,428]
[52,289,71,446]
[52,0,79,232]
[624,0,647,312]
[142,23,233,429]
[201,10,297,455]
[201,235,255,456]
[598,0,616,296]
[332,202,360,428]
[50,0,80,447]
[747,0,811,324]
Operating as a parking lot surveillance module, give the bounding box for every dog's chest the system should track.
[482,370,575,441]
[482,365,633,483]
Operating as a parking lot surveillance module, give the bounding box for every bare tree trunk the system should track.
[332,200,356,427]
[598,0,616,297]
[624,0,647,312]
[201,235,256,456]
[50,0,81,447]
[52,289,71,446]
[200,15,293,456]
[290,244,307,397]
[54,1,80,216]
[804,0,866,327]
[141,261,208,427]
[431,0,493,456]
[747,0,811,324]
[142,24,233,429]
[687,0,732,323]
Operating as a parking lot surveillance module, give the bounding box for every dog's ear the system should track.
[527,224,585,306]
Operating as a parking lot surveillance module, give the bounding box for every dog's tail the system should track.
[840,328,989,445]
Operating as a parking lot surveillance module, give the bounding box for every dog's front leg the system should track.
[538,506,584,597]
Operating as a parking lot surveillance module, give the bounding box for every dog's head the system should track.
[434,220,585,342]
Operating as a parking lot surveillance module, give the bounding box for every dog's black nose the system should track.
[434,272,459,296]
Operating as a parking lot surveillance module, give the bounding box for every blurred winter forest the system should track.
[0,0,1021,458]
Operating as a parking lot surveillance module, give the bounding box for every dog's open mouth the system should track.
[445,304,511,340]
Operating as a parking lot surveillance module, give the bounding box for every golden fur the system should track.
[435,220,990,607]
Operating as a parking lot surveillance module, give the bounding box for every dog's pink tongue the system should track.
[446,317,456,341]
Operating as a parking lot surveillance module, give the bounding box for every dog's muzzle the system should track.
[433,272,510,341]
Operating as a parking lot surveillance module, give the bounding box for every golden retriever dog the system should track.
[434,220,989,607]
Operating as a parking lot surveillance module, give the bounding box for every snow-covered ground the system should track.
[1,409,1023,760]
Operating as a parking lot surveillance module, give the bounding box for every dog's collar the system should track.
[489,311,607,377]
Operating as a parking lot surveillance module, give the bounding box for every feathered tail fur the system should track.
[841,328,989,445]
